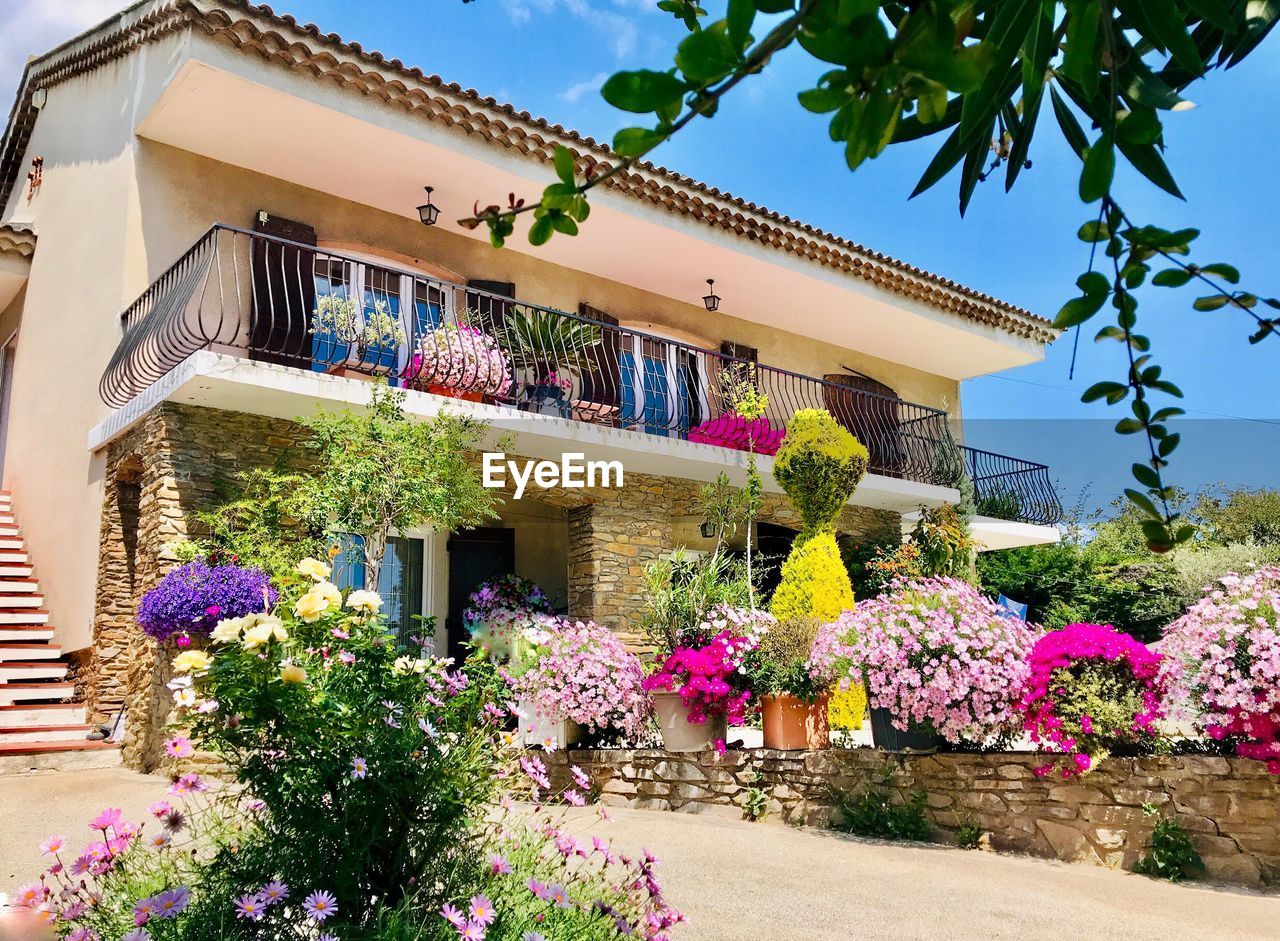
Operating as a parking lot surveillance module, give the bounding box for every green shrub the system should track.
[829,768,930,842]
[743,616,822,699]
[1132,803,1203,882]
[770,531,855,623]
[955,819,983,849]
[641,549,751,651]
[773,409,867,530]
[742,773,770,822]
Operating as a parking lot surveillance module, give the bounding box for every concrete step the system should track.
[0,741,120,775]
[0,565,32,578]
[0,702,86,727]
[0,624,54,641]
[0,661,68,681]
[0,579,38,593]
[0,538,24,550]
[0,551,30,565]
[0,593,45,608]
[0,525,19,538]
[0,724,93,744]
[0,681,75,704]
[0,609,49,625]
[0,643,61,661]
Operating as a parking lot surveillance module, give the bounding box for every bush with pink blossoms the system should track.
[508,618,651,741]
[1022,623,1165,777]
[642,605,772,726]
[811,578,1037,745]
[1159,567,1280,774]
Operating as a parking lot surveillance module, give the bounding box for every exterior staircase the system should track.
[0,490,117,767]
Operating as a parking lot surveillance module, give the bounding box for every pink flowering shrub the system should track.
[507,618,652,741]
[1022,623,1165,777]
[410,322,512,397]
[811,578,1037,745]
[1159,567,1280,774]
[642,605,773,726]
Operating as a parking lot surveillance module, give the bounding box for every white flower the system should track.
[210,617,246,645]
[346,590,384,614]
[296,557,333,581]
[173,687,198,709]
[392,656,430,675]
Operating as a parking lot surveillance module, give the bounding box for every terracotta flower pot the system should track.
[425,383,484,402]
[761,692,830,751]
[651,691,727,752]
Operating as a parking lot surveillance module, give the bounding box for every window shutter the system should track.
[576,303,622,422]
[720,340,758,365]
[466,279,515,334]
[250,211,316,367]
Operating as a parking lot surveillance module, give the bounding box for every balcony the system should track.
[99,225,1061,527]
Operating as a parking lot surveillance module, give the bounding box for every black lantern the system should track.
[417,186,440,226]
[700,520,717,539]
[702,278,720,312]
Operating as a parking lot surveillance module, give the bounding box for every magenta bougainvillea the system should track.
[642,606,770,728]
[1159,567,1280,774]
[1022,623,1165,777]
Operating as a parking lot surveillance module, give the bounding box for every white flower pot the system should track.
[517,700,584,750]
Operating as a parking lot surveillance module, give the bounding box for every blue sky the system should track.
[4,0,1276,510]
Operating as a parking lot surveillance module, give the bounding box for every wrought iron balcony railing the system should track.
[963,445,1062,526]
[100,224,1061,525]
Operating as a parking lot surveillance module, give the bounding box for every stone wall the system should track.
[543,747,1280,888]
[90,405,315,770]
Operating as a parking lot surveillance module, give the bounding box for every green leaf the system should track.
[1200,263,1240,283]
[1152,268,1193,287]
[1117,108,1163,146]
[726,0,755,51]
[1050,87,1090,158]
[1183,0,1237,32]
[1193,294,1231,311]
[1116,418,1145,434]
[798,87,847,113]
[1077,220,1111,242]
[528,215,554,246]
[1054,292,1107,328]
[1125,488,1160,517]
[1062,0,1102,97]
[1132,463,1162,489]
[958,0,1038,143]
[612,126,667,158]
[553,146,576,187]
[601,70,688,113]
[1076,271,1110,296]
[1082,380,1128,403]
[676,25,739,85]
[1115,137,1184,199]
[1127,0,1206,74]
[1079,134,1115,202]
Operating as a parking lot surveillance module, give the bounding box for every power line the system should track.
[969,374,1280,427]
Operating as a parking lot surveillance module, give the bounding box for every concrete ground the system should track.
[1,768,1276,941]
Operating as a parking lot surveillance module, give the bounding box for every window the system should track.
[619,334,708,438]
[331,533,427,645]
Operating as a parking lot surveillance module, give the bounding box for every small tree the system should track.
[298,381,498,585]
[719,364,768,609]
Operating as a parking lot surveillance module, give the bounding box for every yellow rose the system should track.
[315,581,342,607]
[293,590,331,624]
[172,650,211,674]
[242,624,276,650]
[279,664,307,684]
[256,614,289,643]
[210,617,244,645]
[346,590,383,614]
[296,557,332,581]
[391,656,429,675]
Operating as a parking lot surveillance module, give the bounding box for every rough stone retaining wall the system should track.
[543,748,1280,888]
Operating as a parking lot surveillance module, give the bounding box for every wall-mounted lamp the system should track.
[700,520,717,540]
[417,186,440,226]
[702,278,720,312]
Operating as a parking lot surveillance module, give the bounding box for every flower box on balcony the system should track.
[687,414,785,456]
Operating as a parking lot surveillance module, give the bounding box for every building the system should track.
[0,0,1060,766]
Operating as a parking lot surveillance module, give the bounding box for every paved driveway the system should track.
[2,768,1275,940]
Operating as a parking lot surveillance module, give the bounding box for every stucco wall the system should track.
[1,33,958,653]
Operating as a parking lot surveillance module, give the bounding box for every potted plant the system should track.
[745,616,830,750]
[495,307,601,414]
[642,604,772,752]
[811,577,1037,753]
[137,559,277,645]
[409,321,511,401]
[462,574,555,662]
[310,294,405,378]
[506,618,650,749]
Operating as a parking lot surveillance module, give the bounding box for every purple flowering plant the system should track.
[464,575,555,660]
[137,560,275,642]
